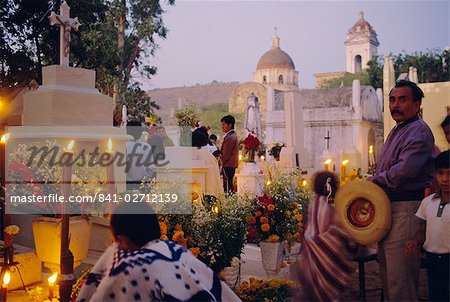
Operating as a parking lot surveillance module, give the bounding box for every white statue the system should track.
[244,93,262,139]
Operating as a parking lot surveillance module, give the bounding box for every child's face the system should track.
[436,168,450,193]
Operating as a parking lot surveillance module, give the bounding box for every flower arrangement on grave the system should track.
[174,101,199,146]
[246,166,312,246]
[268,142,286,161]
[236,277,298,302]
[7,140,107,216]
[341,168,366,185]
[159,193,252,272]
[241,132,261,163]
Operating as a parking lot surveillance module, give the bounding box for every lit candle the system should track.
[260,155,265,161]
[302,179,307,187]
[106,139,115,196]
[0,133,10,144]
[1,271,10,302]
[211,205,219,215]
[324,159,332,171]
[238,154,243,161]
[340,160,349,181]
[48,273,57,300]
[266,179,272,186]
[369,145,376,166]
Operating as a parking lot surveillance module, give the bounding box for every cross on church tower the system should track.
[49,1,80,66]
[324,130,331,150]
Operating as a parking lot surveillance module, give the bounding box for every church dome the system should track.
[256,35,295,70]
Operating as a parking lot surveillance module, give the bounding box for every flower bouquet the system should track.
[174,101,198,146]
[241,133,261,163]
[237,277,298,302]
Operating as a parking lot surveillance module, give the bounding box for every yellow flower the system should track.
[295,214,303,222]
[160,235,169,240]
[285,211,291,217]
[261,223,270,232]
[268,235,280,242]
[189,247,200,257]
[260,216,269,224]
[267,204,275,211]
[246,216,256,225]
[175,224,183,231]
[4,225,20,235]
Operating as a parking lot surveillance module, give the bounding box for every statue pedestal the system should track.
[237,162,264,196]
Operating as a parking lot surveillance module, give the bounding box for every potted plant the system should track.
[245,166,312,275]
[174,101,198,146]
[7,140,104,272]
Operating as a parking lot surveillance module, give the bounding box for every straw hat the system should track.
[335,180,391,245]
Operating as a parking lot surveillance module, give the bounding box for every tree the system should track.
[366,49,450,88]
[1,0,174,123]
[198,103,244,138]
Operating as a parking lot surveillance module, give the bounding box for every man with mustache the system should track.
[372,80,435,301]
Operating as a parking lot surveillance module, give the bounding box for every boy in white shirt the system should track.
[407,150,449,301]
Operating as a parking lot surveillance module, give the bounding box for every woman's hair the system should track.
[312,171,339,198]
[110,203,161,247]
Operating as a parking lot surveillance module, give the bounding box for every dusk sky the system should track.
[145,1,449,90]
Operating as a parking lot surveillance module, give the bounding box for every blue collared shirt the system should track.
[373,115,435,201]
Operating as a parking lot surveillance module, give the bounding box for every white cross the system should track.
[49,1,80,66]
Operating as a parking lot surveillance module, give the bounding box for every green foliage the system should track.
[320,71,370,88]
[366,49,450,88]
[367,55,383,88]
[198,102,245,138]
[124,82,160,123]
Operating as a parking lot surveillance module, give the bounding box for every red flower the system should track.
[243,133,260,150]
[257,194,273,207]
[247,226,258,240]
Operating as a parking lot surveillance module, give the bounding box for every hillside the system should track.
[147,82,240,124]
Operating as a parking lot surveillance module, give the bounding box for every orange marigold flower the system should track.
[159,221,168,235]
[189,247,200,257]
[285,211,292,217]
[268,235,280,242]
[192,191,200,201]
[246,216,256,225]
[260,216,269,224]
[160,235,169,240]
[261,223,270,232]
[255,210,262,217]
[267,204,275,211]
[295,214,304,221]
[172,231,184,242]
[293,232,300,239]
[175,224,183,231]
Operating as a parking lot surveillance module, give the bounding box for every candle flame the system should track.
[260,155,265,161]
[107,139,113,152]
[66,140,75,152]
[342,159,349,165]
[238,154,243,161]
[0,133,10,143]
[266,180,272,186]
[212,205,219,215]
[48,273,57,285]
[3,271,10,285]
[324,159,332,164]
[302,180,307,186]
[369,145,374,153]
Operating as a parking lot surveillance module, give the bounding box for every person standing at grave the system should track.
[406,150,450,302]
[372,80,435,301]
[220,115,238,193]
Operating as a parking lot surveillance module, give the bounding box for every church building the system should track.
[229,12,384,173]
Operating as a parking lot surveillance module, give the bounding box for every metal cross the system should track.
[49,1,80,66]
[324,130,331,150]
